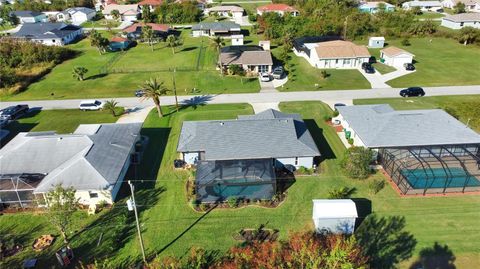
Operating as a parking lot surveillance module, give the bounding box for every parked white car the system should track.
[260,73,271,82]
[79,100,104,111]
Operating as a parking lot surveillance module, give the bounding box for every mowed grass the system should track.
[371,38,480,87]
[372,62,396,74]
[279,53,371,91]
[4,30,259,101]
[1,102,480,268]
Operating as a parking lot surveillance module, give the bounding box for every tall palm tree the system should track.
[165,34,181,55]
[139,78,170,117]
[104,99,119,116]
[72,66,88,81]
[210,36,225,55]
[142,25,155,51]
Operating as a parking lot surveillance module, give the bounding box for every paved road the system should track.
[2,85,480,110]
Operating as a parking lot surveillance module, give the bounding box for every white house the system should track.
[256,3,300,17]
[219,45,273,74]
[380,46,414,67]
[312,199,358,234]
[442,0,480,11]
[402,0,443,11]
[102,4,140,22]
[56,7,96,25]
[259,40,271,51]
[12,11,48,23]
[368,36,385,48]
[441,13,480,29]
[294,39,371,69]
[206,5,244,19]
[13,22,83,46]
[0,123,143,208]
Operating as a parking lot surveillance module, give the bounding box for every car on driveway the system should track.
[400,87,425,97]
[334,103,346,110]
[260,73,271,82]
[272,67,284,79]
[404,63,415,71]
[0,104,29,120]
[79,100,104,111]
[361,62,375,74]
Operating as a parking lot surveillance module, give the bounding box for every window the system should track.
[258,65,268,73]
[460,22,464,26]
[89,192,98,198]
[344,59,351,65]
[294,157,299,166]
[335,59,339,64]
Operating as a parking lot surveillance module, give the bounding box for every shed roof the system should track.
[177,109,320,160]
[314,40,370,59]
[381,46,414,57]
[337,104,480,148]
[312,199,358,219]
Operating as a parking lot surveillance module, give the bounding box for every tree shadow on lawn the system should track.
[86,73,108,80]
[181,46,198,52]
[410,242,456,269]
[303,119,336,163]
[178,95,213,111]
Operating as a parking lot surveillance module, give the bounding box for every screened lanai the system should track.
[379,144,480,195]
[0,174,45,208]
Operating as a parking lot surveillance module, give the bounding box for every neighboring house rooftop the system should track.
[191,21,240,31]
[257,3,299,12]
[336,104,480,148]
[219,46,273,66]
[123,22,170,33]
[138,0,163,6]
[404,0,442,6]
[0,123,142,193]
[314,40,370,59]
[14,23,81,40]
[111,36,129,42]
[381,46,414,57]
[447,0,479,6]
[443,13,480,22]
[177,109,320,160]
[208,5,244,12]
[11,10,44,17]
[359,1,394,8]
[64,7,96,15]
[103,4,139,15]
[312,199,358,219]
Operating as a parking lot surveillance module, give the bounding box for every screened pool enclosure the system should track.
[195,159,276,203]
[0,174,45,208]
[379,144,480,195]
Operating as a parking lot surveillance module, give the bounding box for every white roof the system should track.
[231,34,243,38]
[312,199,358,219]
[370,36,385,41]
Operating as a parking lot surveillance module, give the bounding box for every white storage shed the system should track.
[368,36,385,48]
[312,199,358,234]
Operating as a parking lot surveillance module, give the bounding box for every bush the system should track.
[340,146,374,179]
[328,186,357,199]
[332,110,339,117]
[296,166,313,175]
[348,138,354,145]
[199,203,209,211]
[368,179,386,194]
[227,197,239,208]
[320,70,329,79]
[323,114,332,122]
[401,38,411,46]
[190,199,199,208]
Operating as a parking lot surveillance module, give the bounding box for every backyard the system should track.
[1,102,480,268]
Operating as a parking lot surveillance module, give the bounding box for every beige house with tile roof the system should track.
[102,4,139,22]
[380,46,414,67]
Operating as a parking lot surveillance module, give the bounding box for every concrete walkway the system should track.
[251,102,279,113]
[272,76,288,88]
[116,106,153,123]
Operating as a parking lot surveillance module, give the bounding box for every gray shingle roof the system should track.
[12,10,44,18]
[192,21,240,31]
[14,22,82,40]
[219,46,273,66]
[177,109,320,160]
[337,104,480,148]
[443,13,480,23]
[0,123,142,193]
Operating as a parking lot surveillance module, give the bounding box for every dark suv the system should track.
[0,105,29,120]
[404,63,415,71]
[361,62,375,74]
[400,87,425,97]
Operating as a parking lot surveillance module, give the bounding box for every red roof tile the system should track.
[111,36,129,42]
[257,3,298,12]
[123,23,170,33]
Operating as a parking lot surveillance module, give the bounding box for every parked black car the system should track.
[135,90,145,97]
[400,87,425,97]
[404,63,415,71]
[0,105,29,120]
[362,62,375,74]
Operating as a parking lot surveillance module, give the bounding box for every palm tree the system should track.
[139,78,170,117]
[111,9,120,21]
[165,34,181,55]
[104,99,119,116]
[210,36,225,55]
[72,66,88,81]
[89,29,109,55]
[142,25,155,51]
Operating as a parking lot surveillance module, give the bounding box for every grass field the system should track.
[415,12,445,19]
[81,19,121,28]
[2,102,479,268]
[4,30,260,101]
[372,62,396,74]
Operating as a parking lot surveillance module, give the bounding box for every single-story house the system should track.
[11,11,47,23]
[402,0,442,11]
[441,13,480,29]
[138,0,163,12]
[312,199,358,234]
[13,22,83,46]
[56,7,96,25]
[122,22,170,39]
[177,109,320,202]
[109,36,133,51]
[219,45,273,74]
[359,1,395,13]
[368,36,385,48]
[256,3,300,17]
[380,46,414,67]
[0,123,144,208]
[293,39,371,69]
[206,5,244,19]
[334,104,480,195]
[102,4,140,22]
[191,21,241,37]
[442,0,480,11]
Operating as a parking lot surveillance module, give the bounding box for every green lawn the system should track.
[278,52,371,91]
[3,30,260,101]
[353,95,480,132]
[415,12,445,19]
[2,102,480,268]
[81,19,121,28]
[372,38,480,87]
[372,62,396,74]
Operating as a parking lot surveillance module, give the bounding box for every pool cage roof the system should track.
[380,144,480,195]
[0,173,45,206]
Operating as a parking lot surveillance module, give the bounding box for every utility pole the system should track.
[173,68,179,112]
[128,180,146,263]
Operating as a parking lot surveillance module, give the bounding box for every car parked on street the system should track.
[0,105,29,120]
[334,103,346,110]
[272,66,284,79]
[260,73,271,82]
[400,87,425,97]
[79,100,104,111]
[404,63,415,71]
[135,89,145,97]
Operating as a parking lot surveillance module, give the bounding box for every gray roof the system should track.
[192,21,240,31]
[11,10,44,18]
[220,45,273,66]
[14,22,82,40]
[0,123,142,193]
[177,109,320,160]
[65,7,96,15]
[443,13,480,23]
[337,104,480,148]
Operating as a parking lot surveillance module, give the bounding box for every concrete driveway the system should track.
[259,78,278,93]
[359,67,416,89]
